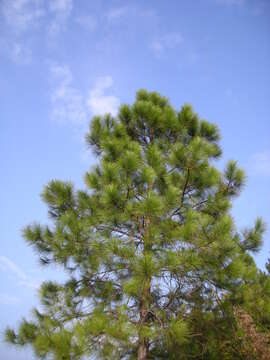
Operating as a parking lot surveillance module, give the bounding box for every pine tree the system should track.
[5,90,269,359]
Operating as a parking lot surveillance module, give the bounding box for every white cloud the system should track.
[1,0,74,63]
[48,0,72,13]
[1,0,73,35]
[50,64,120,127]
[50,64,87,126]
[75,15,97,31]
[0,255,27,280]
[0,293,20,305]
[151,33,183,55]
[0,38,32,65]
[49,65,119,166]
[1,0,45,33]
[50,63,73,86]
[105,4,158,25]
[250,151,270,176]
[106,6,129,21]
[47,0,73,37]
[10,42,32,64]
[0,0,43,64]
[0,255,40,289]
[87,76,120,116]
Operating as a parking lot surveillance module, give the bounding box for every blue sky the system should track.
[0,0,269,358]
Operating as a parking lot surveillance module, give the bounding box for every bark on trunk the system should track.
[137,212,152,360]
[137,301,149,359]
[138,340,148,360]
[137,278,150,360]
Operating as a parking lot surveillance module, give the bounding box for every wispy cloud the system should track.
[250,151,270,176]
[50,65,119,166]
[0,255,40,289]
[0,256,27,280]
[105,4,158,26]
[75,14,97,31]
[0,0,44,64]
[50,64,87,126]
[106,6,129,21]
[0,38,33,65]
[50,64,120,128]
[47,0,73,37]
[151,33,184,55]
[1,0,74,63]
[10,41,32,64]
[87,76,120,116]
[1,0,45,33]
[0,293,20,305]
[48,0,72,12]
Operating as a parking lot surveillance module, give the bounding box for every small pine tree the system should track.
[5,90,268,359]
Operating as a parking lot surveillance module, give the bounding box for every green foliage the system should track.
[241,218,266,253]
[224,160,246,196]
[168,319,189,345]
[5,90,269,359]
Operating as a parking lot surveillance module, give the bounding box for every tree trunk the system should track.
[138,340,148,360]
[137,211,152,360]
[137,279,150,360]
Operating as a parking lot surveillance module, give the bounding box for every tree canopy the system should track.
[5,90,270,359]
